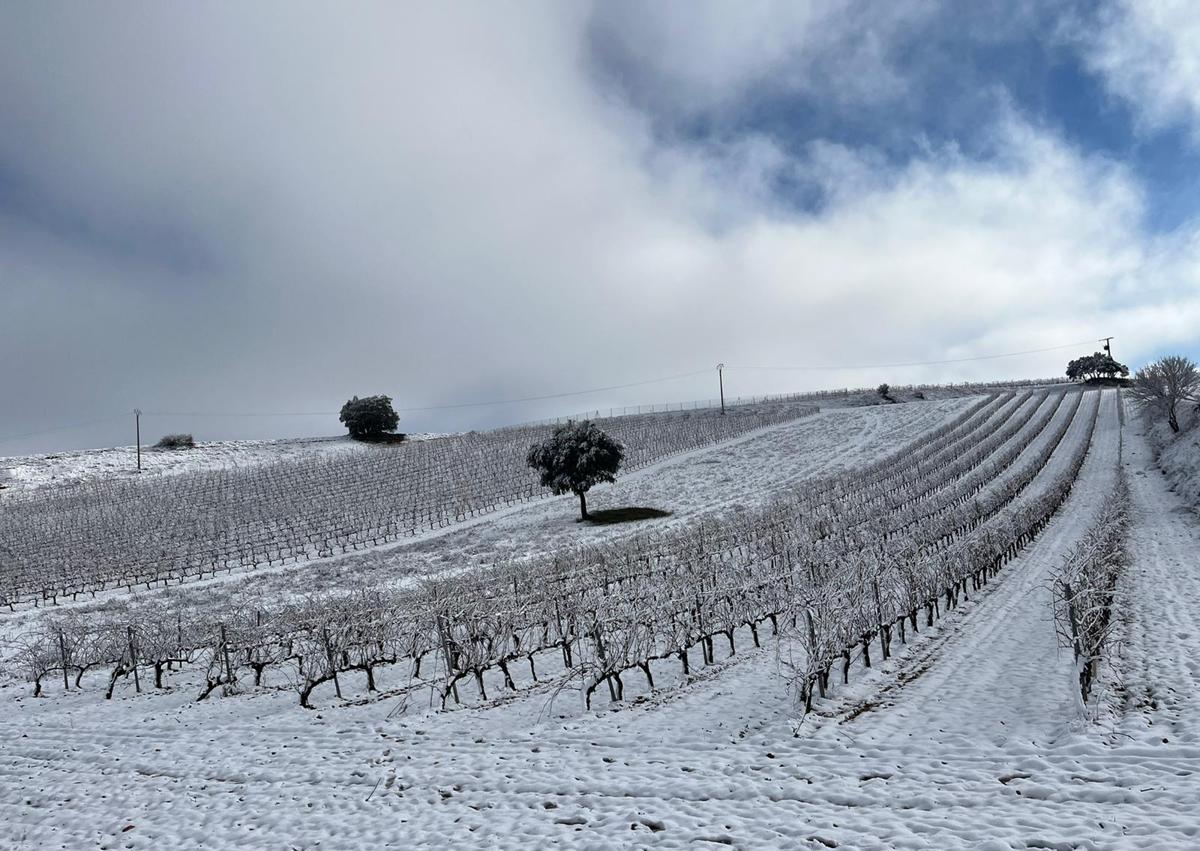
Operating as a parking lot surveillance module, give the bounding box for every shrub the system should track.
[154,433,195,450]
[877,383,893,402]
[340,395,400,441]
[527,420,624,520]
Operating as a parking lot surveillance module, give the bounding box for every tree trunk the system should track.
[1170,402,1180,433]
[639,661,654,690]
[577,489,589,520]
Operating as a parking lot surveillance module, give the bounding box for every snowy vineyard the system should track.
[1053,430,1130,703]
[0,402,816,608]
[5,389,1120,712]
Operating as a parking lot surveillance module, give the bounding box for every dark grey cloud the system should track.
[2,2,1197,455]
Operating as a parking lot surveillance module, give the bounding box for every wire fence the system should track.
[509,377,1065,429]
[1,376,1068,456]
[510,391,821,428]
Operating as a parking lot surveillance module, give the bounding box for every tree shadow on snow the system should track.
[583,507,673,525]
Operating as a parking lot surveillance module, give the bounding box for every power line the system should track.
[143,410,338,417]
[2,371,711,446]
[393,369,713,412]
[730,340,1097,372]
[140,369,714,417]
[0,339,1097,446]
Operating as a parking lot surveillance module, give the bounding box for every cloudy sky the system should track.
[3,1,1200,453]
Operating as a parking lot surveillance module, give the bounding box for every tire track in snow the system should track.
[1114,413,1200,743]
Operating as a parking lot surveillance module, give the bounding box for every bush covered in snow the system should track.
[154,433,195,450]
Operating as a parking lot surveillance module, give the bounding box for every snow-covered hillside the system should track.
[0,436,372,494]
[4,391,1200,849]
[1145,404,1200,514]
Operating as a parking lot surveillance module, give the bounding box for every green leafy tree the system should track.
[339,395,399,440]
[527,420,624,520]
[1066,352,1129,382]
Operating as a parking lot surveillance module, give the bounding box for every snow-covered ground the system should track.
[0,436,371,494]
[262,398,965,581]
[6,391,1200,849]
[1145,403,1200,515]
[0,398,967,620]
[0,384,1039,497]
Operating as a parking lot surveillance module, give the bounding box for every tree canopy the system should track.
[339,395,399,440]
[1066,352,1129,382]
[526,420,624,520]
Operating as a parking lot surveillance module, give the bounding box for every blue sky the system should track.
[2,1,1200,454]
[589,0,1200,233]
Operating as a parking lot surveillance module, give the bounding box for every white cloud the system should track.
[1084,0,1200,135]
[1,2,1198,453]
[587,0,936,119]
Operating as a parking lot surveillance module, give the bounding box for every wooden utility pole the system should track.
[717,363,725,415]
[1100,336,1114,358]
[134,408,142,471]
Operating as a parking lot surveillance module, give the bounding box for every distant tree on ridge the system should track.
[340,395,399,441]
[1066,352,1129,382]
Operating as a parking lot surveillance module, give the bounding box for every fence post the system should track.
[127,626,141,693]
[805,609,826,697]
[58,630,70,691]
[1064,582,1082,660]
[872,579,889,660]
[322,626,343,699]
[220,623,234,686]
[437,615,460,705]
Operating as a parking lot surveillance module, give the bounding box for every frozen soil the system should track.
[7,392,1200,848]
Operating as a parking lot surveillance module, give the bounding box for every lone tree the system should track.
[877,383,893,402]
[527,420,624,520]
[1129,355,1200,433]
[339,395,399,440]
[1066,352,1129,382]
